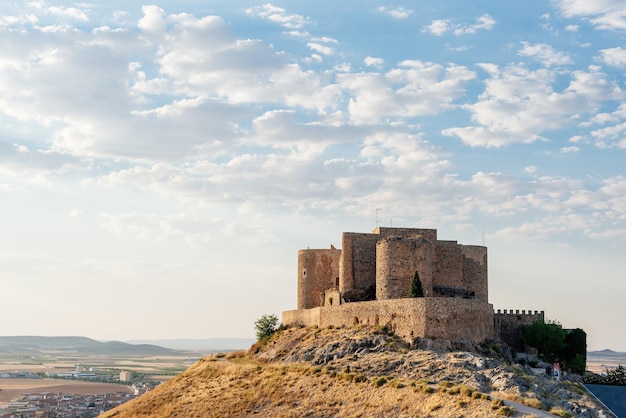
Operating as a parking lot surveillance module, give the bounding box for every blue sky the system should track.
[1,1,625,350]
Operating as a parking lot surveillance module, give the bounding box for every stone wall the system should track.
[373,227,438,242]
[494,309,544,352]
[461,245,488,302]
[298,249,341,309]
[340,233,379,295]
[433,240,463,288]
[376,236,434,299]
[283,297,495,345]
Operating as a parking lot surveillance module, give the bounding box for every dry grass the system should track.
[99,325,608,417]
[101,355,512,418]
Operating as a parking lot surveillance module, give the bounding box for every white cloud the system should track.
[245,4,308,29]
[454,14,495,35]
[518,42,572,67]
[377,7,413,19]
[554,0,626,31]
[137,5,165,34]
[565,24,579,31]
[307,42,334,56]
[424,14,495,36]
[560,146,580,153]
[422,19,449,36]
[443,64,623,147]
[599,47,626,67]
[339,61,476,124]
[48,6,89,22]
[364,56,384,67]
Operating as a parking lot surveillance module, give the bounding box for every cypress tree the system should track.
[409,270,424,297]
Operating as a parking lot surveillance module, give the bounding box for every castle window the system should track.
[303,269,307,277]
[335,277,339,287]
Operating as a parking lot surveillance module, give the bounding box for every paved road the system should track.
[585,384,626,417]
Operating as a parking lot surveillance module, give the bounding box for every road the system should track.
[585,384,626,418]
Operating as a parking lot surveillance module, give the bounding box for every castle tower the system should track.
[376,236,434,300]
[297,248,341,309]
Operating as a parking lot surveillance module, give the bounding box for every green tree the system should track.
[523,319,566,362]
[254,314,280,341]
[562,328,587,373]
[409,271,424,297]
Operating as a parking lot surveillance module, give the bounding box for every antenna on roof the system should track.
[376,208,382,227]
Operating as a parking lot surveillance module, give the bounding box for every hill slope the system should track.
[0,336,182,356]
[101,326,611,417]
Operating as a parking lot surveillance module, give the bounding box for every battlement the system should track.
[495,309,544,316]
[494,309,545,352]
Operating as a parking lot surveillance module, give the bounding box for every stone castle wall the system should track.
[376,236,434,299]
[461,246,488,302]
[298,249,341,309]
[287,227,520,347]
[494,309,545,352]
[433,241,463,289]
[339,233,379,294]
[284,298,494,345]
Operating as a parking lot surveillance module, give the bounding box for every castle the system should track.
[283,227,543,349]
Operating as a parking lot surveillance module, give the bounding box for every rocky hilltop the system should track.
[101,326,610,417]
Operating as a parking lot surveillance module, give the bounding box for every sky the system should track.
[0,1,625,351]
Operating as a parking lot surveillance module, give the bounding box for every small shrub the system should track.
[472,391,490,400]
[455,399,468,408]
[372,376,387,387]
[353,374,367,383]
[550,409,573,418]
[415,384,434,394]
[491,399,504,410]
[389,380,406,389]
[337,372,354,382]
[496,406,515,416]
[254,314,280,341]
[523,398,545,410]
[439,380,454,388]
[459,385,474,397]
[447,385,461,395]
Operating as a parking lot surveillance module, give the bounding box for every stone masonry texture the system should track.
[287,227,538,347]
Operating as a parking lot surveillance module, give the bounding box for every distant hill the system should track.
[124,338,255,353]
[588,349,626,357]
[101,326,611,417]
[0,336,185,356]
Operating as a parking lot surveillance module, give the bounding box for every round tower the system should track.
[376,236,434,300]
[297,249,341,309]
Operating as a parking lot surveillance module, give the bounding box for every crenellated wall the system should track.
[494,309,545,352]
